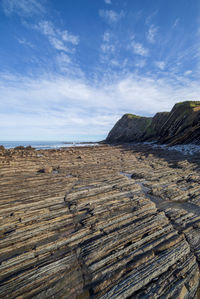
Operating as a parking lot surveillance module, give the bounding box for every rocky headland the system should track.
[0,143,200,298]
[106,101,200,145]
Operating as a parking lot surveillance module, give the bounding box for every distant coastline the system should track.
[0,141,100,150]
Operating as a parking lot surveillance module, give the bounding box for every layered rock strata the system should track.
[106,114,152,143]
[0,144,200,298]
[106,101,200,145]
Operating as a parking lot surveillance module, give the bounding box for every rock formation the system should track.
[106,114,152,143]
[0,144,200,298]
[106,101,200,145]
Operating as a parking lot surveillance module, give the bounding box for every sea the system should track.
[0,141,99,150]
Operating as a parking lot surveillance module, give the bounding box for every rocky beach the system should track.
[0,143,200,298]
[1,0,200,297]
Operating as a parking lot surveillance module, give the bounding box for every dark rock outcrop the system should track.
[156,101,200,145]
[143,112,170,141]
[106,101,200,145]
[106,114,152,143]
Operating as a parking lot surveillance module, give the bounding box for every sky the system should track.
[0,0,200,141]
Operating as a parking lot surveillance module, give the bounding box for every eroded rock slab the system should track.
[0,144,199,298]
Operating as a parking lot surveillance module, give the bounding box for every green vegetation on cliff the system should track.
[176,101,200,108]
[125,113,142,119]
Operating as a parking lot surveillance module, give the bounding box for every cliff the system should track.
[106,114,152,143]
[158,101,200,145]
[142,112,170,140]
[106,101,200,145]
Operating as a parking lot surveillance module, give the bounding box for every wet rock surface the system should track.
[0,144,200,298]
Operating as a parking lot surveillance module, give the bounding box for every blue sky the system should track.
[0,0,200,141]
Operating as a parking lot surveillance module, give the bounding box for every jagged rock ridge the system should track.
[106,101,200,145]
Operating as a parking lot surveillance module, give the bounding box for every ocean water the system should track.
[0,141,99,150]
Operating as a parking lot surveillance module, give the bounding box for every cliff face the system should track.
[106,101,200,145]
[142,112,170,141]
[158,101,200,145]
[106,114,152,143]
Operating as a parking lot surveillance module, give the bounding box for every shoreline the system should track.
[2,140,200,156]
[0,141,101,150]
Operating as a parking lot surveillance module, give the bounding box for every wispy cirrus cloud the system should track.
[2,1,79,55]
[103,31,111,42]
[38,21,79,46]
[184,70,192,76]
[56,53,71,65]
[101,43,115,53]
[2,1,80,74]
[101,31,115,53]
[99,9,124,24]
[130,41,149,56]
[1,0,200,142]
[56,53,84,77]
[37,21,79,53]
[154,61,165,70]
[172,18,180,28]
[100,31,117,64]
[147,24,157,43]
[1,0,45,17]
[16,38,34,48]
[49,37,71,52]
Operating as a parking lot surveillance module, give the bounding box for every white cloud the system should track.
[154,61,165,70]
[56,53,84,76]
[0,73,118,140]
[61,31,79,45]
[16,38,34,48]
[57,53,71,65]
[101,44,115,53]
[2,1,80,76]
[38,20,54,36]
[184,70,192,76]
[1,71,200,140]
[104,0,112,4]
[147,25,157,43]
[110,59,120,66]
[131,41,149,56]
[172,18,180,28]
[99,10,124,24]
[37,21,79,53]
[56,53,72,73]
[39,21,79,45]
[1,0,44,17]
[103,31,111,42]
[100,31,117,64]
[2,2,79,53]
[48,36,70,52]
